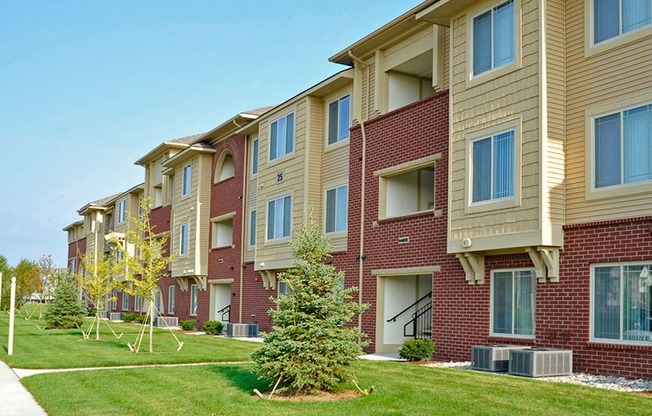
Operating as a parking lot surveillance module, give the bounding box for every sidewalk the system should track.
[0,360,47,415]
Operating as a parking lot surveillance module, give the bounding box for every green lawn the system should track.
[0,309,257,368]
[3,308,652,415]
[21,361,652,416]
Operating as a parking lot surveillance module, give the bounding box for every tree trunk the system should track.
[96,298,101,340]
[149,301,154,353]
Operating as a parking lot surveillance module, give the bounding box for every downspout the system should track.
[349,49,369,332]
[238,135,248,324]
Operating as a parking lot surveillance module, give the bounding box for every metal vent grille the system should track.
[226,323,259,338]
[509,348,573,377]
[156,317,179,327]
[471,345,531,372]
[109,312,123,321]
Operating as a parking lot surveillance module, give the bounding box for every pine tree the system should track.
[252,219,369,394]
[45,272,86,329]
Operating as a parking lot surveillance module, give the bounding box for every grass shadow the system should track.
[208,364,270,394]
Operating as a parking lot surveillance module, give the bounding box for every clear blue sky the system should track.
[0,1,421,268]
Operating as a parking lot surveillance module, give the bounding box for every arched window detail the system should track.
[215,151,235,183]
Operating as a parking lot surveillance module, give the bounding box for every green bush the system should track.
[202,320,224,335]
[180,319,197,331]
[399,339,435,361]
[44,273,86,329]
[135,314,149,324]
[122,312,138,323]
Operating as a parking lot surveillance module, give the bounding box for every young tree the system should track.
[78,252,122,340]
[45,271,85,329]
[109,197,171,353]
[36,255,56,319]
[252,219,369,394]
[13,259,41,307]
[0,255,12,311]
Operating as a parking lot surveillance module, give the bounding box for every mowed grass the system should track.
[0,308,258,368]
[21,361,652,416]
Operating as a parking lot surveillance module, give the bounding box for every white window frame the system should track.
[375,154,440,220]
[122,292,130,311]
[179,221,189,256]
[265,194,293,241]
[215,151,235,183]
[470,0,516,77]
[251,137,259,175]
[248,209,257,248]
[168,285,176,314]
[211,212,235,249]
[268,112,295,162]
[134,295,141,312]
[324,184,348,234]
[585,93,652,201]
[590,262,652,345]
[327,95,351,146]
[465,120,522,214]
[590,0,652,48]
[190,284,198,316]
[490,268,536,339]
[117,198,127,224]
[182,164,192,197]
[111,289,118,310]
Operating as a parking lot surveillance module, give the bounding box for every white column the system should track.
[8,277,16,355]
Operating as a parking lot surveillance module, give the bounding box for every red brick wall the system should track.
[67,237,86,272]
[149,205,172,234]
[345,91,451,351]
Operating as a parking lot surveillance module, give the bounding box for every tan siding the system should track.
[449,0,542,250]
[442,27,450,91]
[171,158,197,277]
[565,0,652,223]
[545,0,566,225]
[307,96,324,222]
[246,135,259,262]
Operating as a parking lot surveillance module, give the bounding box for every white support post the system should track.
[8,277,16,355]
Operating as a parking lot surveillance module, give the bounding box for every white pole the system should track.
[8,277,16,355]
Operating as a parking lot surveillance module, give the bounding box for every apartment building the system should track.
[64,0,651,379]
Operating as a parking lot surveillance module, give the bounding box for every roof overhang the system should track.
[63,220,83,232]
[329,1,438,65]
[416,0,476,27]
[191,112,265,146]
[162,142,217,169]
[134,141,192,166]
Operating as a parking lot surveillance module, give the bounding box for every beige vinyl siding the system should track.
[171,157,200,277]
[545,0,566,227]
[321,87,351,252]
[448,0,542,251]
[195,154,211,276]
[255,101,308,269]
[306,97,324,221]
[246,135,259,263]
[565,0,652,223]
[442,27,450,91]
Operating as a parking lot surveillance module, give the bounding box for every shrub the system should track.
[180,319,197,331]
[135,314,150,324]
[122,312,138,323]
[202,320,224,335]
[399,339,435,361]
[252,218,369,394]
[44,272,86,329]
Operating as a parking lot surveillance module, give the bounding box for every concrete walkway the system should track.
[0,360,47,415]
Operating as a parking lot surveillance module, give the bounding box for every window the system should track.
[155,289,163,314]
[328,95,350,145]
[380,166,435,219]
[111,289,118,310]
[216,153,235,182]
[122,292,130,311]
[594,103,652,189]
[325,185,348,233]
[472,130,515,203]
[190,284,198,316]
[69,258,76,273]
[249,210,257,247]
[180,222,189,256]
[267,195,292,240]
[212,217,234,248]
[118,199,127,223]
[491,269,535,337]
[154,186,163,207]
[593,263,652,343]
[278,280,290,297]
[472,0,515,76]
[269,113,294,161]
[252,138,259,175]
[168,285,176,314]
[594,0,652,44]
[134,295,141,312]
[182,164,191,196]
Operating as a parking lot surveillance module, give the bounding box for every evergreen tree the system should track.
[252,219,369,394]
[45,272,85,329]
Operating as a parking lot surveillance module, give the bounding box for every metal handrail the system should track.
[386,292,432,323]
[404,302,432,338]
[216,304,230,322]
